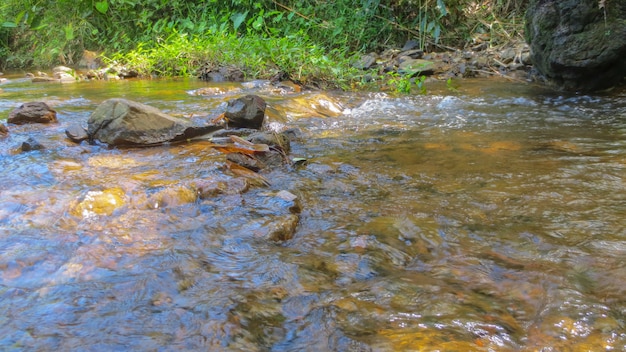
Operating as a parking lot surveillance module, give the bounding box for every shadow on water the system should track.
[1,77,625,350]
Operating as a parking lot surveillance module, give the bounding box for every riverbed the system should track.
[0,76,625,351]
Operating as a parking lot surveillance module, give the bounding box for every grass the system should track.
[103,30,367,90]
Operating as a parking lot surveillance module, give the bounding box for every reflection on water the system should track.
[1,77,625,350]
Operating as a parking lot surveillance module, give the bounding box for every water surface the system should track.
[0,76,624,350]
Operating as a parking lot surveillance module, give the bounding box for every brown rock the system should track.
[8,102,57,124]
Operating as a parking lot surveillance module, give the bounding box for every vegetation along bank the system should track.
[0,0,538,90]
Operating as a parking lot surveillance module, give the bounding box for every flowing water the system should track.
[0,76,625,351]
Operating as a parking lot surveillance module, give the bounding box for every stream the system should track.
[0,76,625,351]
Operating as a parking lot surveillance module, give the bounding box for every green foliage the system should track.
[102,30,361,89]
[386,72,412,94]
[0,0,529,79]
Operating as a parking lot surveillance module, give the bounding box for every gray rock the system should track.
[353,53,377,70]
[65,124,89,143]
[8,102,57,124]
[87,98,223,147]
[224,95,266,129]
[525,0,626,91]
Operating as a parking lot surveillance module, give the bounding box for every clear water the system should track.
[0,76,624,351]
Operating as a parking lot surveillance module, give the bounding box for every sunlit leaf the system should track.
[229,135,270,152]
[227,161,270,187]
[95,1,109,14]
[229,135,254,146]
[2,22,17,28]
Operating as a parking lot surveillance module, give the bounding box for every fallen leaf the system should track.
[226,161,270,187]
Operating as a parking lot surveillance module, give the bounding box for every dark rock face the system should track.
[525,0,626,91]
[87,98,223,147]
[0,123,8,135]
[224,95,266,129]
[21,137,45,151]
[8,102,57,124]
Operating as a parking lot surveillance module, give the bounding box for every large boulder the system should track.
[525,0,626,91]
[8,102,57,124]
[87,98,223,147]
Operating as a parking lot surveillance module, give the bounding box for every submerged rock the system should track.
[87,98,224,147]
[21,137,45,151]
[248,190,301,241]
[525,0,626,91]
[194,178,249,198]
[146,185,198,209]
[71,187,126,218]
[8,102,57,125]
[262,214,300,241]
